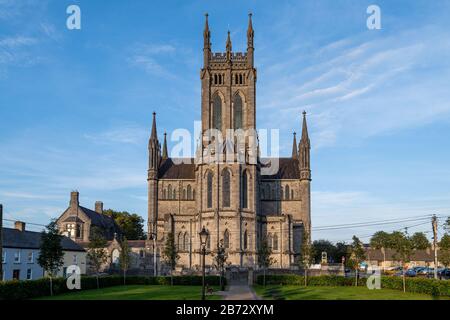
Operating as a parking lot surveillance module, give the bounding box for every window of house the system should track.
[26,268,32,280]
[14,251,20,263]
[212,93,222,131]
[207,171,213,208]
[76,224,82,238]
[243,230,248,250]
[27,252,34,263]
[13,269,20,280]
[285,185,290,200]
[242,171,248,209]
[234,94,243,130]
[139,250,144,258]
[273,234,279,251]
[224,229,230,249]
[222,169,231,207]
[187,185,192,200]
[73,254,77,264]
[2,251,6,263]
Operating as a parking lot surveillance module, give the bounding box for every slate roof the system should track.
[157,157,300,180]
[79,206,120,233]
[365,247,434,262]
[261,158,300,179]
[2,227,86,252]
[158,158,195,179]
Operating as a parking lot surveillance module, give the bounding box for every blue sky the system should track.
[1,0,450,242]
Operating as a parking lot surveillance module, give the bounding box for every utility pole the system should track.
[432,215,438,279]
[0,204,3,281]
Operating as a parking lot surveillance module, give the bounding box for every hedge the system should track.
[0,275,225,300]
[255,274,450,297]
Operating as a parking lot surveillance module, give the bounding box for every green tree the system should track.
[347,236,366,286]
[162,232,179,285]
[439,234,450,268]
[370,231,391,272]
[37,220,65,296]
[87,227,109,289]
[119,237,132,285]
[104,209,145,240]
[389,231,429,292]
[258,236,276,287]
[333,241,350,264]
[298,230,315,286]
[312,239,335,264]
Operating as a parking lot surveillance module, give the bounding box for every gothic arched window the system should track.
[177,232,182,250]
[212,93,222,131]
[243,230,248,250]
[242,170,248,209]
[187,185,192,200]
[183,232,189,251]
[234,94,243,130]
[222,169,231,207]
[273,234,279,251]
[168,185,172,200]
[207,171,213,208]
[183,189,186,200]
[267,234,273,250]
[285,185,290,200]
[224,229,230,249]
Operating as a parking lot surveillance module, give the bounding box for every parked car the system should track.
[405,269,417,277]
[438,268,450,280]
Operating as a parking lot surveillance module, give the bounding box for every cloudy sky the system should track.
[1,0,449,242]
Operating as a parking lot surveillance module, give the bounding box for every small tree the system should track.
[87,227,109,289]
[119,237,131,285]
[258,236,276,287]
[347,236,366,286]
[38,220,65,296]
[212,240,228,291]
[389,231,429,292]
[298,229,315,286]
[370,231,391,272]
[439,234,450,268]
[162,232,179,285]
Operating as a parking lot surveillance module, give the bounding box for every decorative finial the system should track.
[303,110,307,116]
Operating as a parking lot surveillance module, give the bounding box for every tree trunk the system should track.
[123,269,126,285]
[355,268,358,286]
[49,275,53,296]
[382,248,386,273]
[304,268,308,287]
[171,269,174,286]
[96,273,100,289]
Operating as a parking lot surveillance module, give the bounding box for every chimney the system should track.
[70,191,79,207]
[95,201,103,214]
[15,221,26,232]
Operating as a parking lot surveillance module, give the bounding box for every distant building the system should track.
[56,191,121,243]
[1,221,87,281]
[365,247,439,268]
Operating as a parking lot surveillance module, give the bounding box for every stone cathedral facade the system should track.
[148,14,311,270]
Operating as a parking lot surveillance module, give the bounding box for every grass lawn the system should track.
[253,285,450,300]
[36,285,221,300]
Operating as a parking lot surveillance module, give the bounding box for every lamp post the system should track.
[199,226,209,300]
[149,232,157,277]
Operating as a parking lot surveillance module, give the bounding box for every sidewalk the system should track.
[219,285,260,300]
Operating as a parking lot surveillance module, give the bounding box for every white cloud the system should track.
[84,125,148,145]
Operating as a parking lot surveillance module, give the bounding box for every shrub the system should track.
[0,275,224,300]
[255,274,450,297]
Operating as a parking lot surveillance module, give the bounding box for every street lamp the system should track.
[149,232,157,277]
[199,226,209,300]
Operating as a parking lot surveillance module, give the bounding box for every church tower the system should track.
[197,13,258,267]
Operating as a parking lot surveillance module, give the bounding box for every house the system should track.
[56,191,121,243]
[1,221,87,281]
[364,246,439,268]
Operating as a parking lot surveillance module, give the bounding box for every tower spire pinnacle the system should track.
[247,12,254,48]
[162,131,168,160]
[226,30,232,62]
[203,13,210,49]
[299,111,311,180]
[300,111,310,146]
[150,112,158,140]
[292,132,298,159]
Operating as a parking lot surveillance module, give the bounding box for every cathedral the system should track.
[148,14,312,270]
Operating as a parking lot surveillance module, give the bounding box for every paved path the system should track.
[219,285,260,300]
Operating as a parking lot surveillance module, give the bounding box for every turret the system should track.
[247,13,254,68]
[292,132,298,159]
[298,111,311,180]
[226,30,232,62]
[148,112,161,175]
[203,13,211,68]
[162,131,168,160]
